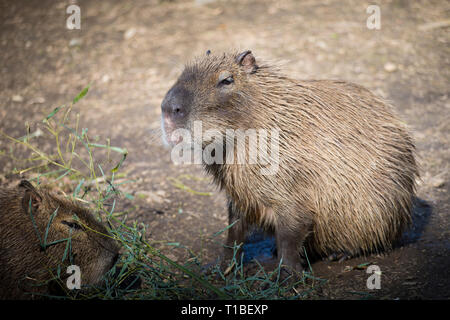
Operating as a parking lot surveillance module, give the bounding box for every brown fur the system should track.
[0,180,119,299]
[161,50,418,272]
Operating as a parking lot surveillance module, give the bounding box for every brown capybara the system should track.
[161,50,418,273]
[0,180,120,299]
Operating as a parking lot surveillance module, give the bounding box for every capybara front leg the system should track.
[275,214,312,275]
[223,199,248,266]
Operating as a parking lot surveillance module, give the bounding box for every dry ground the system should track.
[0,0,449,299]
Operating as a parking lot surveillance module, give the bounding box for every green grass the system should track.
[0,85,326,300]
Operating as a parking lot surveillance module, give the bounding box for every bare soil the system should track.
[0,0,449,299]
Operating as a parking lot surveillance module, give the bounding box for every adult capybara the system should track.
[161,50,418,273]
[0,180,120,299]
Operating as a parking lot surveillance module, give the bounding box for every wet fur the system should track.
[0,181,119,299]
[162,51,418,270]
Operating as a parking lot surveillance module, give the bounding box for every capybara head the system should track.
[161,50,259,146]
[0,180,120,299]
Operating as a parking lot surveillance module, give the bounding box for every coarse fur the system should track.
[0,180,120,299]
[161,50,418,272]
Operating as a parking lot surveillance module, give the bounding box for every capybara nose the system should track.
[161,96,182,116]
[161,86,189,119]
[169,102,183,117]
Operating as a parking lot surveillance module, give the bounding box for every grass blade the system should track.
[73,84,90,104]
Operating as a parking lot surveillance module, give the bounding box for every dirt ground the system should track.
[0,0,449,299]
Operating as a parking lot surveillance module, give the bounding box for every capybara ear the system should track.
[236,50,257,73]
[19,180,42,215]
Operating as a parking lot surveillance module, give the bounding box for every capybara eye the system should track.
[61,220,83,230]
[220,76,234,85]
[218,71,234,86]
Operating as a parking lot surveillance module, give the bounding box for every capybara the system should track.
[0,180,120,299]
[161,50,418,273]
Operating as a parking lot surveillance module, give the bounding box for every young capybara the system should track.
[161,50,418,273]
[0,180,120,299]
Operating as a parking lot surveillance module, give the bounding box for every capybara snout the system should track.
[0,180,120,299]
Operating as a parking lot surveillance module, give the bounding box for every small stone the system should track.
[101,74,110,83]
[384,62,397,72]
[430,177,445,188]
[69,38,82,47]
[28,97,45,105]
[12,95,24,102]
[124,28,137,40]
[316,41,327,49]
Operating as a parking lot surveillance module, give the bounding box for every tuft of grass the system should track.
[167,175,213,196]
[0,85,325,300]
